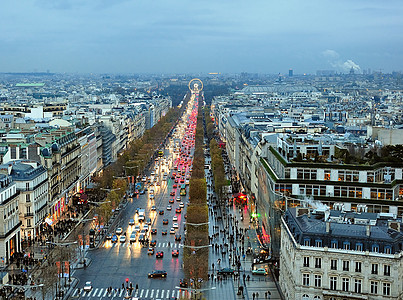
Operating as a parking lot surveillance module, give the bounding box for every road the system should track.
[71,96,197,299]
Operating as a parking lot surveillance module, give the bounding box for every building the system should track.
[0,174,21,264]
[280,207,403,300]
[7,161,48,241]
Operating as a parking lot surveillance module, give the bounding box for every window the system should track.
[355,262,362,273]
[383,265,391,276]
[355,243,363,251]
[372,244,379,253]
[314,274,322,287]
[302,273,310,286]
[371,281,378,294]
[343,260,349,271]
[26,182,30,190]
[371,263,378,275]
[315,239,322,247]
[302,295,310,300]
[26,194,31,202]
[315,257,321,268]
[313,297,321,300]
[354,279,362,293]
[303,256,310,267]
[384,246,392,254]
[342,278,349,292]
[330,276,337,290]
[331,259,337,270]
[383,282,391,296]
[27,219,31,227]
[331,240,338,248]
[324,170,330,180]
[343,241,350,250]
[304,239,310,246]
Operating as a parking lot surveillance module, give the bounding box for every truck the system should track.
[138,209,145,222]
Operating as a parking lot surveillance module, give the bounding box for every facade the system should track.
[280,207,403,300]
[0,174,21,264]
[7,161,48,240]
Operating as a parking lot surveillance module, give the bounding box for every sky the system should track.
[0,0,402,74]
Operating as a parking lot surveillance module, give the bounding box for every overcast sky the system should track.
[1,0,402,74]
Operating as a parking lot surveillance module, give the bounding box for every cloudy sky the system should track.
[1,0,402,74]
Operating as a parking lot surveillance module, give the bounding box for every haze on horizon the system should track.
[1,0,402,75]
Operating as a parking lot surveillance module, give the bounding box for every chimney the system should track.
[366,225,371,237]
[326,221,331,234]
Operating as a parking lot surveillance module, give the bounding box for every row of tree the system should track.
[209,138,227,203]
[93,96,189,232]
[183,94,209,289]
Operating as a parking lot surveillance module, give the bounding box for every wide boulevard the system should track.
[71,96,198,299]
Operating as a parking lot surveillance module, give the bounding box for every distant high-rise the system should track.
[288,69,293,77]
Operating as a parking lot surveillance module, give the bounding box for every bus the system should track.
[180,184,186,196]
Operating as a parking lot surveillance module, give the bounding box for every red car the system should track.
[173,184,177,188]
[170,191,175,196]
[176,208,182,213]
[169,198,174,203]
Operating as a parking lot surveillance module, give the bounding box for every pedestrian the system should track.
[252,292,256,300]
[268,290,271,299]
[256,292,259,298]
[136,283,138,290]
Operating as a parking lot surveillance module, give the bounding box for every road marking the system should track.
[140,289,144,297]
[150,289,154,298]
[72,289,78,296]
[161,289,164,298]
[103,289,108,297]
[144,289,149,298]
[93,288,98,297]
[155,289,159,298]
[172,290,176,298]
[119,289,124,297]
[98,288,103,297]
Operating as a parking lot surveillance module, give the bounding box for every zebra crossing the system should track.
[72,287,191,298]
[102,242,183,248]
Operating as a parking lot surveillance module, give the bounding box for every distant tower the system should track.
[289,69,293,77]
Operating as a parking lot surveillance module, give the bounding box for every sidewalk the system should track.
[203,162,281,300]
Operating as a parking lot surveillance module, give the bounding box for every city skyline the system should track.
[1,0,402,74]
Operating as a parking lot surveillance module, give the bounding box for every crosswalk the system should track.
[102,242,183,248]
[72,287,191,298]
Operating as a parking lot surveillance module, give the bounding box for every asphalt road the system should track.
[72,99,196,299]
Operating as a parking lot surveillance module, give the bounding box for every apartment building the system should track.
[280,207,403,300]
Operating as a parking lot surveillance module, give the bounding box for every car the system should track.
[159,210,164,215]
[172,250,179,257]
[179,279,188,288]
[175,234,181,241]
[173,223,179,228]
[176,197,181,202]
[146,218,152,225]
[148,270,167,278]
[150,240,157,247]
[83,281,92,291]
[252,268,268,275]
[173,216,178,221]
[143,224,149,231]
[115,228,123,235]
[174,179,179,183]
[129,219,135,225]
[138,234,146,242]
[151,205,157,211]
[167,205,172,210]
[129,233,137,243]
[120,235,126,243]
[217,268,235,275]
[173,184,177,188]
[156,251,164,258]
[111,235,118,243]
[162,229,167,235]
[151,229,157,235]
[170,228,176,234]
[162,219,168,225]
[170,191,175,196]
[106,233,112,240]
[134,225,141,232]
[176,208,182,213]
[169,198,174,203]
[147,247,155,255]
[179,202,184,208]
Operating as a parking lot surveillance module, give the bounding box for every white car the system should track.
[134,225,141,232]
[170,228,176,234]
[143,224,149,231]
[115,227,123,235]
[83,281,92,291]
[179,202,184,208]
[129,219,135,226]
[173,216,178,221]
[120,235,126,243]
[173,223,179,228]
[167,205,172,211]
